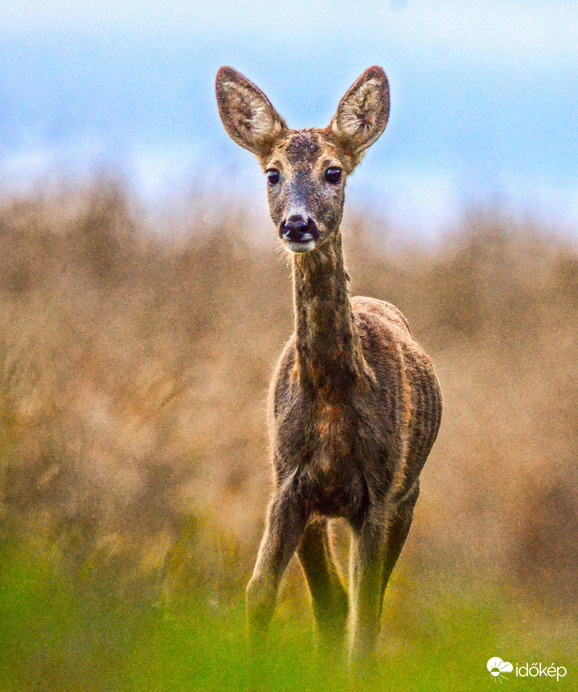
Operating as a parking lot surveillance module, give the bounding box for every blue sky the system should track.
[1,0,577,232]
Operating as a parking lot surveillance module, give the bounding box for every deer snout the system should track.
[279,215,319,252]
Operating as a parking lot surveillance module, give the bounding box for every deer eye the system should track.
[267,169,280,186]
[325,167,342,184]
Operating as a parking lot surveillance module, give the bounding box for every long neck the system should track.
[292,232,364,398]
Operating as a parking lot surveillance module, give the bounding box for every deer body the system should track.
[216,66,442,661]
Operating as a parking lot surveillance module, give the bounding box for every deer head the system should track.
[216,66,390,253]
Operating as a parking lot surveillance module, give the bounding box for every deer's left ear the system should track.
[329,66,390,159]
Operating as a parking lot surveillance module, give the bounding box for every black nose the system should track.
[279,215,319,243]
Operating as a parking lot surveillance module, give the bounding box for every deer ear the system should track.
[329,66,390,158]
[216,66,287,156]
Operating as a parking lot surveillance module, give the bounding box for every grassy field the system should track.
[0,532,574,690]
[0,180,576,689]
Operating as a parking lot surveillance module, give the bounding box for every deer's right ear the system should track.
[216,67,287,157]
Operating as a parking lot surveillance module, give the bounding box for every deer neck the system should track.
[292,232,364,398]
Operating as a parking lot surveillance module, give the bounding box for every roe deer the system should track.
[215,65,442,662]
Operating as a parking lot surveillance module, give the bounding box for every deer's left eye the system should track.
[325,167,342,184]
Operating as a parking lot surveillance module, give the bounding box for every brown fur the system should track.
[215,66,442,662]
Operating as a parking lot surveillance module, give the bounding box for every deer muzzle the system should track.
[279,215,320,252]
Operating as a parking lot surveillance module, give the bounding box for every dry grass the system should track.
[0,178,576,621]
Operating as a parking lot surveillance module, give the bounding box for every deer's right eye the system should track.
[267,169,280,186]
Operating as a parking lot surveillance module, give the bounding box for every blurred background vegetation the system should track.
[0,179,576,690]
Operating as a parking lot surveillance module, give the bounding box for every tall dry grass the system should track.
[0,179,576,621]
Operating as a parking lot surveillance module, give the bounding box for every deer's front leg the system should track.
[348,491,418,663]
[348,518,387,663]
[246,489,307,652]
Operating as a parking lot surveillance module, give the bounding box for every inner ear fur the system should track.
[215,66,287,157]
[329,66,390,161]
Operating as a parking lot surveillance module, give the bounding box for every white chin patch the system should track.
[285,240,316,253]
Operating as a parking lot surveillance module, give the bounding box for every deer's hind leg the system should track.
[297,518,349,654]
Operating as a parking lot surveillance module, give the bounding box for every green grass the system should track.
[0,537,575,691]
